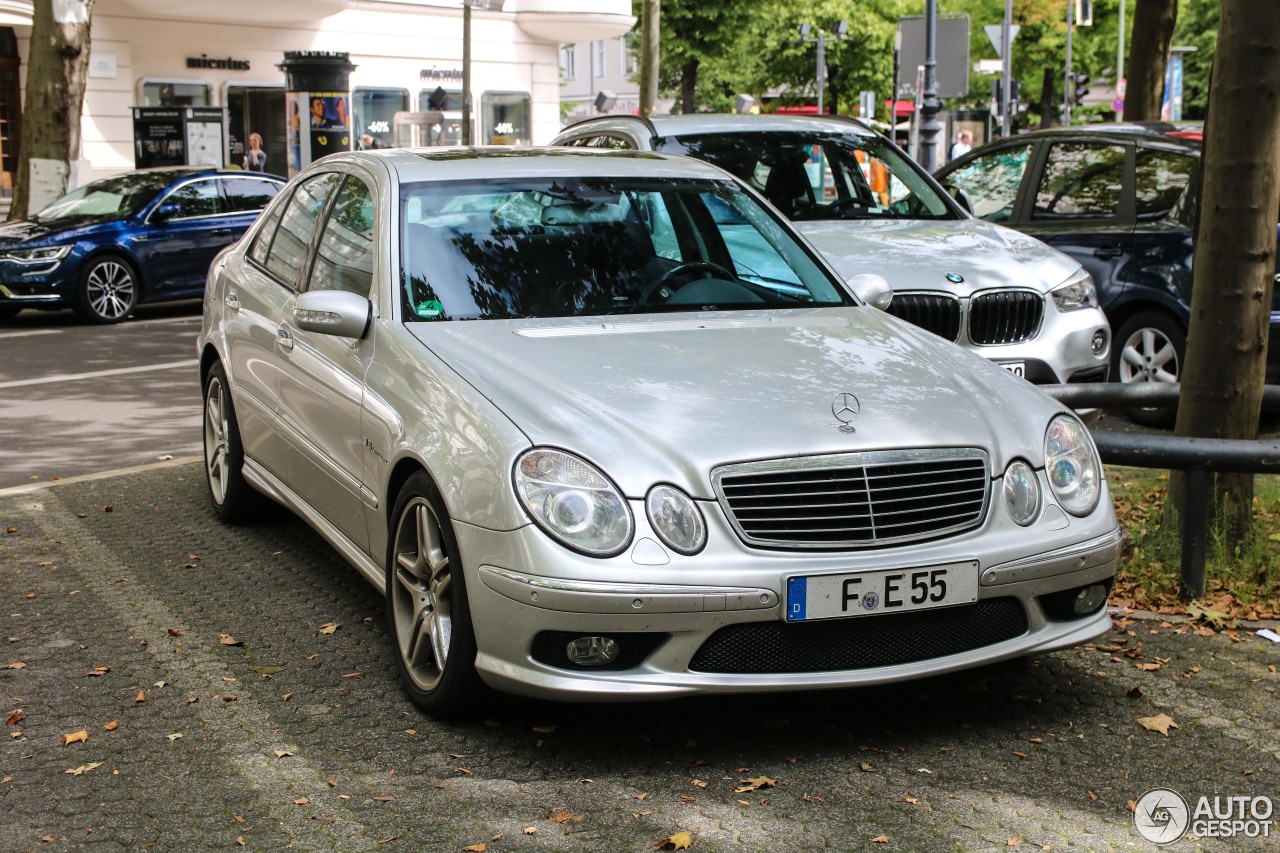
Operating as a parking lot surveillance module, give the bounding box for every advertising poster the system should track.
[286,91,305,177]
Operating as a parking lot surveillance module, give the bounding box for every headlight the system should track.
[646,485,707,555]
[1050,268,1097,312]
[514,448,633,556]
[1002,460,1041,526]
[1045,415,1101,516]
[0,245,72,264]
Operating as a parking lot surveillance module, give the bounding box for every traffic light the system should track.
[1073,73,1090,106]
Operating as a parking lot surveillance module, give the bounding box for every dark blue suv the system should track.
[0,167,284,323]
[936,128,1280,425]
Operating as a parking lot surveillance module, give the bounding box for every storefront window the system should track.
[481,91,530,145]
[416,89,465,146]
[353,87,408,149]
[140,80,212,107]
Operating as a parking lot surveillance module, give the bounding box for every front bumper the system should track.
[458,515,1122,701]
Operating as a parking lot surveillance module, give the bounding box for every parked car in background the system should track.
[552,114,1112,388]
[0,166,285,323]
[935,126,1280,425]
[200,147,1120,716]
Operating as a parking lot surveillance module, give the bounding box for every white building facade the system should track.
[0,0,634,189]
[559,34,640,123]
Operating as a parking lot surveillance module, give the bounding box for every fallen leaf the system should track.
[859,762,876,772]
[377,838,398,846]
[655,831,693,850]
[341,672,364,679]
[1008,838,1023,847]
[219,634,242,646]
[404,729,417,736]
[373,796,395,802]
[319,622,340,635]
[5,710,25,726]
[1127,685,1144,698]
[692,779,708,789]
[531,724,556,733]
[548,808,582,824]
[135,691,146,703]
[65,762,103,776]
[62,729,88,746]
[872,836,890,844]
[223,695,238,702]
[1011,751,1028,759]
[274,750,294,758]
[733,775,777,793]
[462,845,487,852]
[103,720,119,731]
[1088,790,1099,801]
[1028,738,1043,745]
[3,662,26,670]
[522,827,538,835]
[634,792,649,800]
[1137,714,1179,736]
[167,732,183,742]
[1135,662,1162,672]
[281,693,294,702]
[236,838,245,847]
[294,797,310,805]
[86,666,111,677]
[898,796,918,805]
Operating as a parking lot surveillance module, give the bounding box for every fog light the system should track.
[1091,329,1108,355]
[1073,584,1108,615]
[564,636,620,667]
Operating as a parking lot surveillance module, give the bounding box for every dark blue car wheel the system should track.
[76,255,138,324]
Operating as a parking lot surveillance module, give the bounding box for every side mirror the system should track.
[846,273,893,311]
[151,202,181,222]
[294,290,371,339]
[947,185,972,214]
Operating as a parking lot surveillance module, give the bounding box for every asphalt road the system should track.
[0,303,204,490]
[1,308,1278,851]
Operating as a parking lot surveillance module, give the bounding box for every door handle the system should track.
[276,326,294,351]
[1093,245,1123,260]
[210,228,232,236]
[224,291,240,311]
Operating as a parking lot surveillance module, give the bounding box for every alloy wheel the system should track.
[204,374,230,506]
[85,260,136,321]
[390,497,454,691]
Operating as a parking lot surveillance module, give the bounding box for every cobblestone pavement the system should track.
[1,463,1277,852]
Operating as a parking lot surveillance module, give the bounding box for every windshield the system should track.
[399,176,853,321]
[658,131,957,222]
[35,172,186,222]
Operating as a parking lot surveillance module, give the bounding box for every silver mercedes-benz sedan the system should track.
[199,147,1121,716]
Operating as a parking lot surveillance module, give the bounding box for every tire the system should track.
[0,305,20,320]
[76,255,138,324]
[1111,310,1186,428]
[202,362,266,523]
[386,471,487,717]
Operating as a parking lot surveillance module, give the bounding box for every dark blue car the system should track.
[0,167,285,323]
[936,127,1280,425]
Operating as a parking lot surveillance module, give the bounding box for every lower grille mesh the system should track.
[689,598,1027,674]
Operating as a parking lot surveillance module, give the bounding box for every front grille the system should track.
[886,292,961,341]
[969,290,1043,344]
[689,597,1027,674]
[713,450,989,549]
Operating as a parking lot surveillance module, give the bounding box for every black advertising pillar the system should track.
[277,51,357,178]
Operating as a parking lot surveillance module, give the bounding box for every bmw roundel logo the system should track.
[945,272,965,283]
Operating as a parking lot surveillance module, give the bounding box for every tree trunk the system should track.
[680,57,698,114]
[1125,0,1177,122]
[11,0,94,220]
[638,0,660,117]
[1171,0,1280,546]
[1038,67,1055,129]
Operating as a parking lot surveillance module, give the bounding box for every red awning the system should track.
[885,99,915,117]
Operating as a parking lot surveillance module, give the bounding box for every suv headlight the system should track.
[1045,415,1101,516]
[0,245,72,264]
[1050,268,1097,312]
[514,448,633,556]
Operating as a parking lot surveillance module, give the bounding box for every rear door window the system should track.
[1134,149,1198,219]
[1032,143,1126,220]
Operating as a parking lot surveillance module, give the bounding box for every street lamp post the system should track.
[462,0,506,145]
[918,0,942,172]
[799,21,849,115]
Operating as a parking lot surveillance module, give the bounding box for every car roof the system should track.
[319,146,745,183]
[563,112,879,140]
[989,125,1201,150]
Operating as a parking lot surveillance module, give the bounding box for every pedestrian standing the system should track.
[243,132,267,172]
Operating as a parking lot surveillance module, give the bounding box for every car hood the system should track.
[793,218,1080,296]
[407,307,1064,498]
[0,216,109,247]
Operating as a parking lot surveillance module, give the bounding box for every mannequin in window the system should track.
[243,132,267,172]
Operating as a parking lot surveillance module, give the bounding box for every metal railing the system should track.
[1043,383,1280,598]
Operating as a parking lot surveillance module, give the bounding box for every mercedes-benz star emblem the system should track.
[832,392,860,433]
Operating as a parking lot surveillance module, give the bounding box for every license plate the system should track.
[1000,361,1026,377]
[785,560,980,622]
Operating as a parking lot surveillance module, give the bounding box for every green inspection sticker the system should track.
[415,300,443,318]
